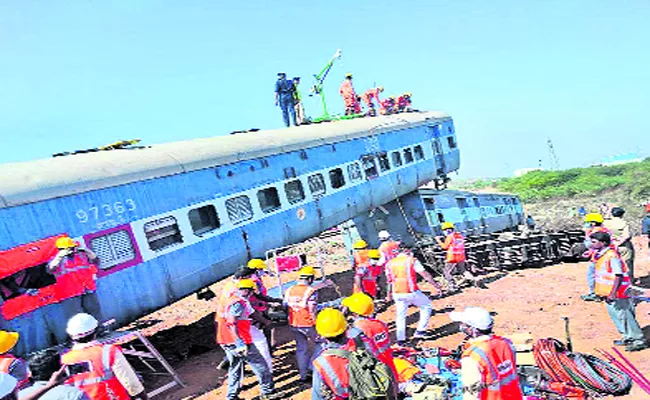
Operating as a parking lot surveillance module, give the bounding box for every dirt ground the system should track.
[130,236,650,400]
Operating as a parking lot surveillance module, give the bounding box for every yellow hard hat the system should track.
[404,92,412,97]
[299,265,316,277]
[316,308,347,338]
[353,240,368,250]
[342,293,375,316]
[247,259,267,270]
[378,86,384,92]
[237,278,256,290]
[55,236,76,249]
[441,222,455,230]
[393,357,420,382]
[345,73,353,78]
[585,213,604,224]
[368,249,381,259]
[0,331,19,354]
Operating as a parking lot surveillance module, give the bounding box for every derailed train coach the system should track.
[0,111,460,354]
[354,188,524,247]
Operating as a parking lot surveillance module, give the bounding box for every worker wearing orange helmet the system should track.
[48,236,101,320]
[339,73,361,115]
[360,86,384,116]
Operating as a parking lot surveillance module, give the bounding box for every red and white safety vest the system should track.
[284,283,316,328]
[313,344,352,400]
[52,252,98,294]
[593,248,631,299]
[441,232,466,263]
[216,293,253,345]
[386,254,419,294]
[352,318,397,377]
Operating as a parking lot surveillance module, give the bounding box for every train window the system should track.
[432,140,442,155]
[144,216,183,251]
[414,145,424,160]
[308,173,327,197]
[257,187,282,213]
[403,148,414,163]
[347,163,363,182]
[437,212,445,223]
[188,205,221,236]
[329,168,346,189]
[226,195,254,224]
[285,180,305,204]
[377,152,391,172]
[473,198,480,208]
[90,230,137,269]
[447,136,457,149]
[392,151,403,167]
[361,155,378,179]
[511,197,519,204]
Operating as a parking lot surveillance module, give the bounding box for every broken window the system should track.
[144,216,183,251]
[285,180,305,204]
[377,152,391,172]
[361,155,378,179]
[329,168,346,189]
[347,163,363,182]
[257,187,282,213]
[414,145,424,160]
[404,148,414,163]
[447,136,457,149]
[392,151,403,167]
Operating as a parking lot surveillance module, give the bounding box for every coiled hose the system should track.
[533,338,632,397]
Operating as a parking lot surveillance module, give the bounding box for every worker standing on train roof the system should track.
[217,279,279,400]
[435,222,484,292]
[283,266,325,382]
[385,245,439,344]
[604,207,637,284]
[588,231,647,352]
[581,213,612,302]
[339,73,361,115]
[62,313,148,400]
[275,72,297,127]
[379,96,396,115]
[353,249,381,298]
[0,331,30,391]
[360,86,384,116]
[395,92,412,113]
[449,307,524,400]
[292,77,305,125]
[48,237,102,320]
[342,293,398,378]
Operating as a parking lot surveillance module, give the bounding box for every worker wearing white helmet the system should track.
[61,313,147,400]
[449,307,523,400]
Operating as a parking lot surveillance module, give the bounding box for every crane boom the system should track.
[310,49,342,121]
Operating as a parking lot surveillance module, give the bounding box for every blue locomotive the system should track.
[0,111,459,354]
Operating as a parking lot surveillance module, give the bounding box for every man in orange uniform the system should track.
[48,237,101,320]
[396,92,413,113]
[385,246,440,344]
[0,331,29,391]
[353,249,381,298]
[342,293,397,378]
[581,213,612,302]
[339,73,360,115]
[217,279,278,400]
[589,231,647,352]
[283,266,324,382]
[435,222,483,291]
[450,307,523,400]
[62,313,147,400]
[360,86,384,116]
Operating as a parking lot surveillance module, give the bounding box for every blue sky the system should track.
[1,1,648,178]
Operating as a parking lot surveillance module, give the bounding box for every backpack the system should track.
[325,336,398,400]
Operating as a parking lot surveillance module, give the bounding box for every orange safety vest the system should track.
[353,264,378,298]
[284,283,317,328]
[61,343,131,400]
[441,232,466,263]
[386,254,419,294]
[216,293,253,345]
[53,252,98,295]
[313,347,351,400]
[593,248,631,299]
[353,250,370,268]
[462,336,523,400]
[353,318,397,378]
[0,355,30,389]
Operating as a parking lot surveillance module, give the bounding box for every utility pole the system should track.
[547,138,560,170]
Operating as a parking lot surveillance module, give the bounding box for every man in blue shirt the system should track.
[274,72,297,127]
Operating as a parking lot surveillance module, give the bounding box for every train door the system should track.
[503,197,515,228]
[430,125,446,176]
[473,197,487,233]
[456,197,473,233]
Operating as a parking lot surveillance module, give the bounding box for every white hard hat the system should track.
[378,230,391,240]
[0,373,17,398]
[449,307,493,330]
[67,313,99,339]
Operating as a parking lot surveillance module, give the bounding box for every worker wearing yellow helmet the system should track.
[361,86,384,117]
[245,259,283,314]
[0,331,30,390]
[581,213,612,302]
[340,73,361,115]
[396,92,413,113]
[435,222,484,292]
[353,249,382,298]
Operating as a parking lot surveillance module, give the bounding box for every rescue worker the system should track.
[379,96,396,115]
[292,77,305,125]
[378,230,400,301]
[0,373,17,400]
[449,307,524,400]
[588,231,647,352]
[283,266,324,382]
[0,331,29,391]
[581,213,612,302]
[643,207,650,259]
[604,207,636,284]
[48,236,102,320]
[435,222,484,291]
[275,72,297,127]
[216,279,278,400]
[360,86,384,116]
[342,293,397,378]
[353,249,381,298]
[62,313,148,400]
[385,246,440,344]
[339,73,360,115]
[395,92,412,113]
[21,348,89,399]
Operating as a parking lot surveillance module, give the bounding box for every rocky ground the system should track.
[128,236,650,400]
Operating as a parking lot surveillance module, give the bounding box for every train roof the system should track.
[0,111,451,208]
[418,187,520,199]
